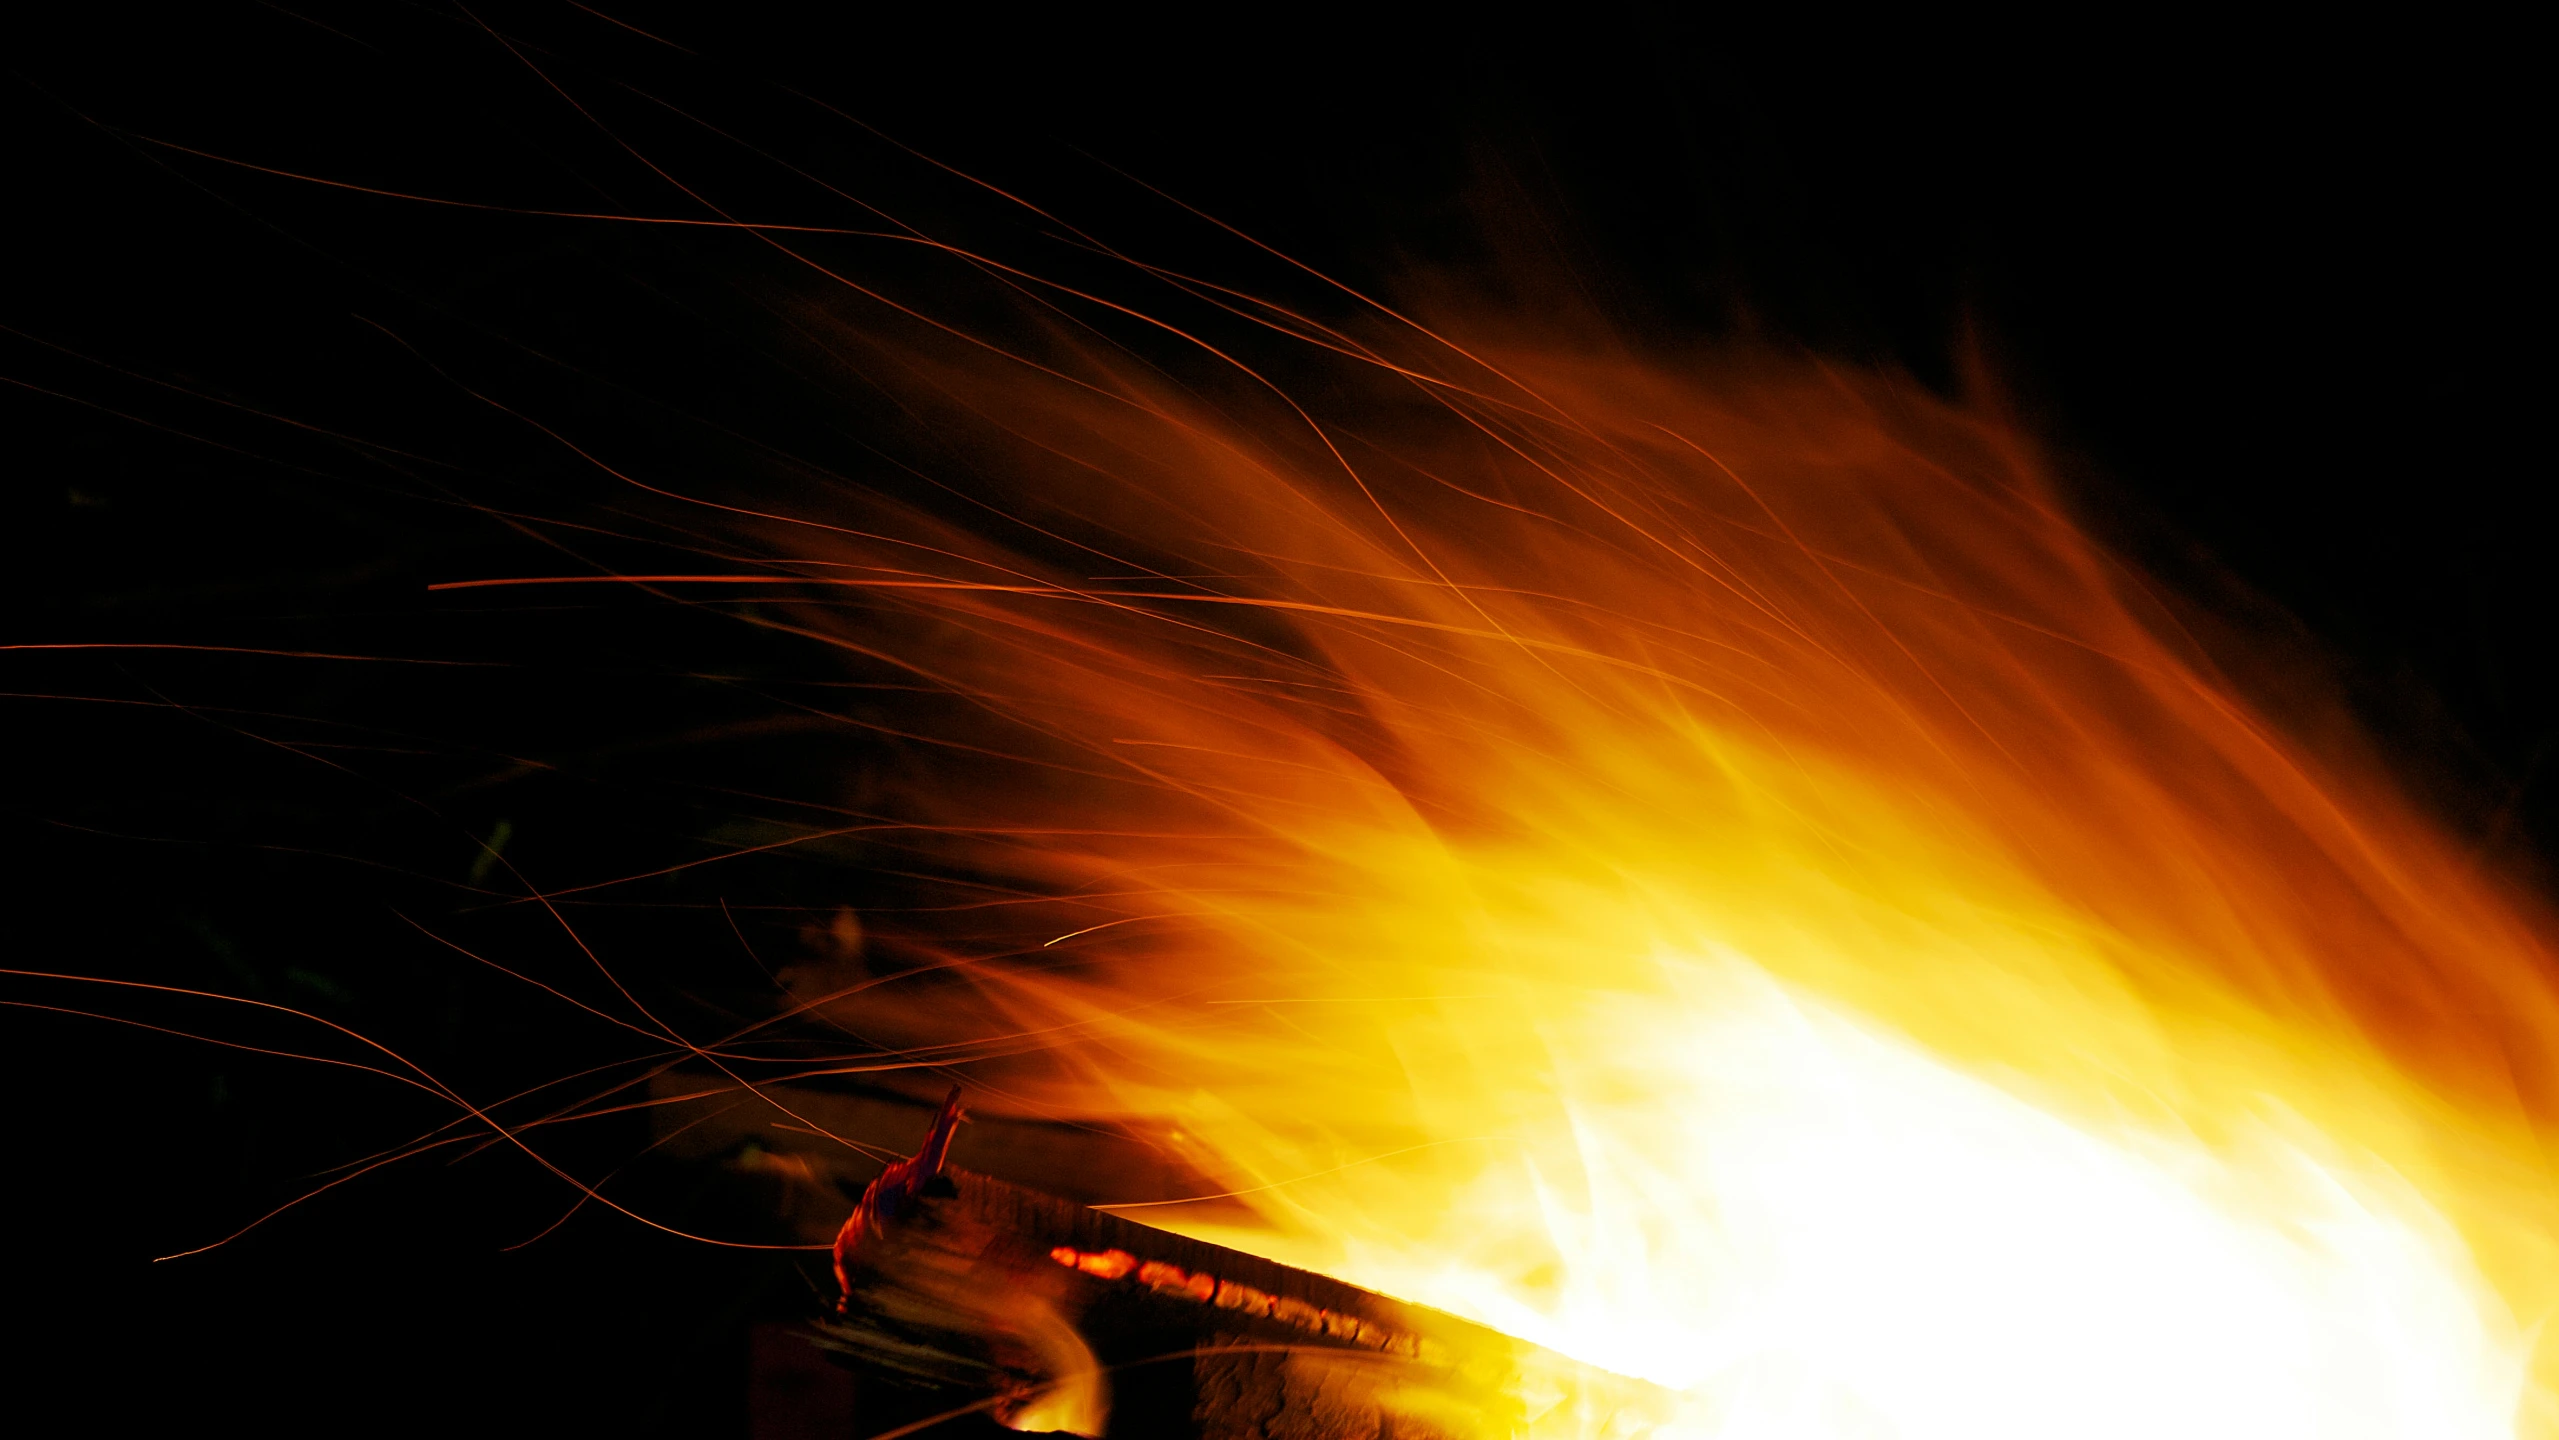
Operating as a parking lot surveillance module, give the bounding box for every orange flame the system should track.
[703,313,2559,1436]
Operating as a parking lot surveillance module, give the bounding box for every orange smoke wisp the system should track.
[688,301,2559,1437]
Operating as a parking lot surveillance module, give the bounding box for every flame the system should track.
[719,316,2559,1436]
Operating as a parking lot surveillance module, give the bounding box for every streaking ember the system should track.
[474,297,2559,1435]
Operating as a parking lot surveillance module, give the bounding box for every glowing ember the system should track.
[1045,1245,1432,1357]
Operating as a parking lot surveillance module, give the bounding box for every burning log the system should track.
[817,1096,1670,1438]
[832,1085,971,1317]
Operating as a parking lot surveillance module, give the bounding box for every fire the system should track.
[668,309,2558,1435]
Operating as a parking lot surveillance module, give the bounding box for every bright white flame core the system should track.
[1182,956,2524,1439]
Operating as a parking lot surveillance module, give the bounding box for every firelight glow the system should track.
[715,316,2559,1436]
[1183,954,2519,1436]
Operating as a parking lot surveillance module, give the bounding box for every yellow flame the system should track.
[751,326,2559,1436]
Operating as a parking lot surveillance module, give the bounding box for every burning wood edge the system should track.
[812,1097,1675,1437]
[1044,1245,1446,1365]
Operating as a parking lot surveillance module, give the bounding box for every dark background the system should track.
[2,4,2546,1434]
